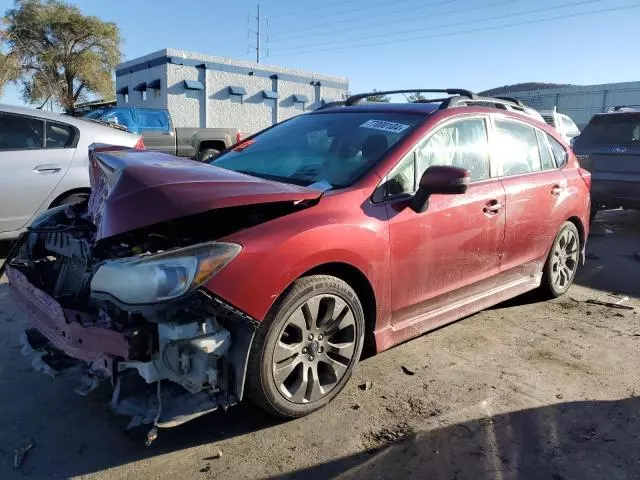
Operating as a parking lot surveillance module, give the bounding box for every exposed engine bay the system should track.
[4,201,269,443]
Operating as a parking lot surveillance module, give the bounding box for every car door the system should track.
[491,116,567,281]
[0,112,75,234]
[384,116,506,328]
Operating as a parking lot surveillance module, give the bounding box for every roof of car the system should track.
[0,103,138,136]
[313,102,442,115]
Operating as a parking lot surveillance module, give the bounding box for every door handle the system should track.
[551,185,566,196]
[483,200,503,214]
[34,164,62,174]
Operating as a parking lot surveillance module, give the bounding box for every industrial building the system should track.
[115,48,349,133]
[486,81,640,128]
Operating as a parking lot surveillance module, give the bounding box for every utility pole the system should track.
[256,4,261,63]
[248,4,268,63]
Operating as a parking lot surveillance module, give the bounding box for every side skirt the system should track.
[373,274,542,353]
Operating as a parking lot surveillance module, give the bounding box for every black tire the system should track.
[52,192,89,208]
[246,275,365,418]
[196,148,220,162]
[540,221,580,298]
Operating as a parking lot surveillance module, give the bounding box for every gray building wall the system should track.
[501,81,640,128]
[115,48,348,134]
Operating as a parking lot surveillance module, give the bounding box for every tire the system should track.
[540,221,580,298]
[52,192,89,208]
[196,148,220,162]
[246,275,365,418]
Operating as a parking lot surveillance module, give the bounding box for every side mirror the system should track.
[410,165,470,213]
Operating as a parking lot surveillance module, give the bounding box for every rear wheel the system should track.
[246,275,365,418]
[541,222,580,297]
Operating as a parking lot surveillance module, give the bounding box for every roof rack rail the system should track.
[442,95,525,111]
[494,96,524,107]
[345,89,476,106]
[607,105,640,113]
[314,100,346,111]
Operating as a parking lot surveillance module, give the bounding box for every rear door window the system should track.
[579,113,640,145]
[0,113,44,150]
[494,119,542,176]
[136,109,171,133]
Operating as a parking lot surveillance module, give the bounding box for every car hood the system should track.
[87,147,322,240]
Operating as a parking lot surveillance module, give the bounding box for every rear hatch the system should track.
[573,113,640,181]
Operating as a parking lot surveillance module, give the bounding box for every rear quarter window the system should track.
[547,134,568,167]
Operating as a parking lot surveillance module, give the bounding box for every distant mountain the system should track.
[479,82,576,96]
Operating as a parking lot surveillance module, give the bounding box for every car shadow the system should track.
[272,396,640,479]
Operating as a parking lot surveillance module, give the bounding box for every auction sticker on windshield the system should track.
[360,119,410,133]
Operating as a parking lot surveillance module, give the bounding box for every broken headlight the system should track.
[90,242,241,305]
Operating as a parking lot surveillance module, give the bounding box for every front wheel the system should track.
[541,222,580,297]
[246,275,365,418]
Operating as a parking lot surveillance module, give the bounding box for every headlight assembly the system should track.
[90,242,241,305]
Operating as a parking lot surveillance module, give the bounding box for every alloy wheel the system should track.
[551,228,579,290]
[272,294,357,404]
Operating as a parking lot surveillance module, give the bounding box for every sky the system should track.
[2,0,640,106]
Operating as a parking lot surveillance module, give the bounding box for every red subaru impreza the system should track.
[3,89,590,438]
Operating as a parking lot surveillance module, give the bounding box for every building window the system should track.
[142,90,147,101]
[294,102,304,111]
[264,98,276,109]
[230,95,243,104]
[124,93,129,104]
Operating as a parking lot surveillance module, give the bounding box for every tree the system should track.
[0,0,121,113]
[407,92,426,103]
[367,89,391,103]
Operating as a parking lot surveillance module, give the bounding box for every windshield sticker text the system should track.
[360,119,410,133]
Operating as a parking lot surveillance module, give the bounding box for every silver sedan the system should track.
[0,104,143,240]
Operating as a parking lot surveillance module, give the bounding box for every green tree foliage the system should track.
[367,89,391,103]
[0,0,121,112]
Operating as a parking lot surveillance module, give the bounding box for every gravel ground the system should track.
[0,210,639,480]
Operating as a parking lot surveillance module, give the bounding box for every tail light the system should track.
[235,131,247,144]
[578,167,591,190]
[134,137,146,150]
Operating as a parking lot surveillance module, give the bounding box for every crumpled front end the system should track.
[2,181,264,440]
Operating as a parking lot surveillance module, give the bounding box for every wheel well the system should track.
[198,140,226,154]
[567,216,585,248]
[49,188,91,208]
[304,262,377,356]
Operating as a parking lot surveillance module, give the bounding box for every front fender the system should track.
[204,194,391,327]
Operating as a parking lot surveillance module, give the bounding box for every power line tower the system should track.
[248,4,269,63]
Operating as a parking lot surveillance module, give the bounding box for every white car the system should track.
[540,109,581,144]
[0,104,143,240]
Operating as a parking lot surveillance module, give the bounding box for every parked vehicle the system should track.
[540,109,581,144]
[3,89,590,441]
[0,104,144,241]
[572,107,640,219]
[86,107,240,161]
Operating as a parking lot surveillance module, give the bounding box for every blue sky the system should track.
[2,0,640,106]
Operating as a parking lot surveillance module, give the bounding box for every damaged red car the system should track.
[2,89,591,439]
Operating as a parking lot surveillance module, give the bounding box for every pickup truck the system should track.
[85,107,240,161]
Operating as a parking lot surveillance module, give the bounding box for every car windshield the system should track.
[579,113,640,145]
[210,112,423,188]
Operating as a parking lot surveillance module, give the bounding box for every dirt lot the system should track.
[1,210,639,480]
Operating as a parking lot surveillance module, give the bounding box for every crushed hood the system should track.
[87,147,322,240]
